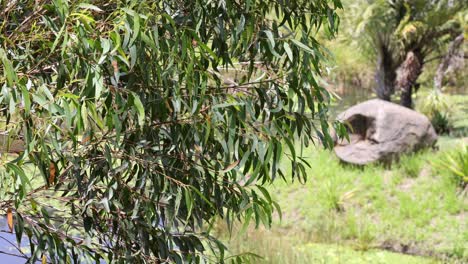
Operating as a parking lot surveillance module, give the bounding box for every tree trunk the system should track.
[375,43,397,101]
[396,51,422,108]
[434,34,464,91]
[400,85,413,108]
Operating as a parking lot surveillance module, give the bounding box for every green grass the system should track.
[218,225,438,264]
[218,137,468,263]
[398,153,425,178]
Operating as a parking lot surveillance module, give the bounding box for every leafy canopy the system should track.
[0,0,343,263]
[353,0,464,62]
[345,0,466,101]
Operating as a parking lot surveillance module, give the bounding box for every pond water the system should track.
[329,87,374,118]
[0,217,34,263]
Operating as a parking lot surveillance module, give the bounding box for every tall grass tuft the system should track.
[434,145,468,191]
[398,153,424,178]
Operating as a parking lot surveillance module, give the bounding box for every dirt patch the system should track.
[398,178,416,192]
[382,170,393,186]
[379,239,467,262]
[454,211,467,222]
[418,167,432,178]
[379,240,435,258]
[397,167,432,192]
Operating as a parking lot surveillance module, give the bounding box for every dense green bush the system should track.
[418,91,453,134]
[431,110,451,135]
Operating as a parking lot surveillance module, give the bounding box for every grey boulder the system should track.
[334,99,437,165]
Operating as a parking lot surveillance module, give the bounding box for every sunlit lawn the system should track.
[218,136,467,263]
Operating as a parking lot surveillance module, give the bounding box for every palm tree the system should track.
[353,0,465,108]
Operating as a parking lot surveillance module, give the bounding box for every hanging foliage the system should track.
[0,0,345,263]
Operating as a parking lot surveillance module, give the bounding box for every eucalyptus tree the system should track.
[0,0,345,263]
[353,0,465,107]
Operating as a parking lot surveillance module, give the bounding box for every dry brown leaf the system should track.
[49,162,56,185]
[81,135,90,145]
[7,208,13,233]
[222,160,239,173]
[112,60,118,74]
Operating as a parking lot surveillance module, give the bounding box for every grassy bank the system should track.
[218,136,467,263]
